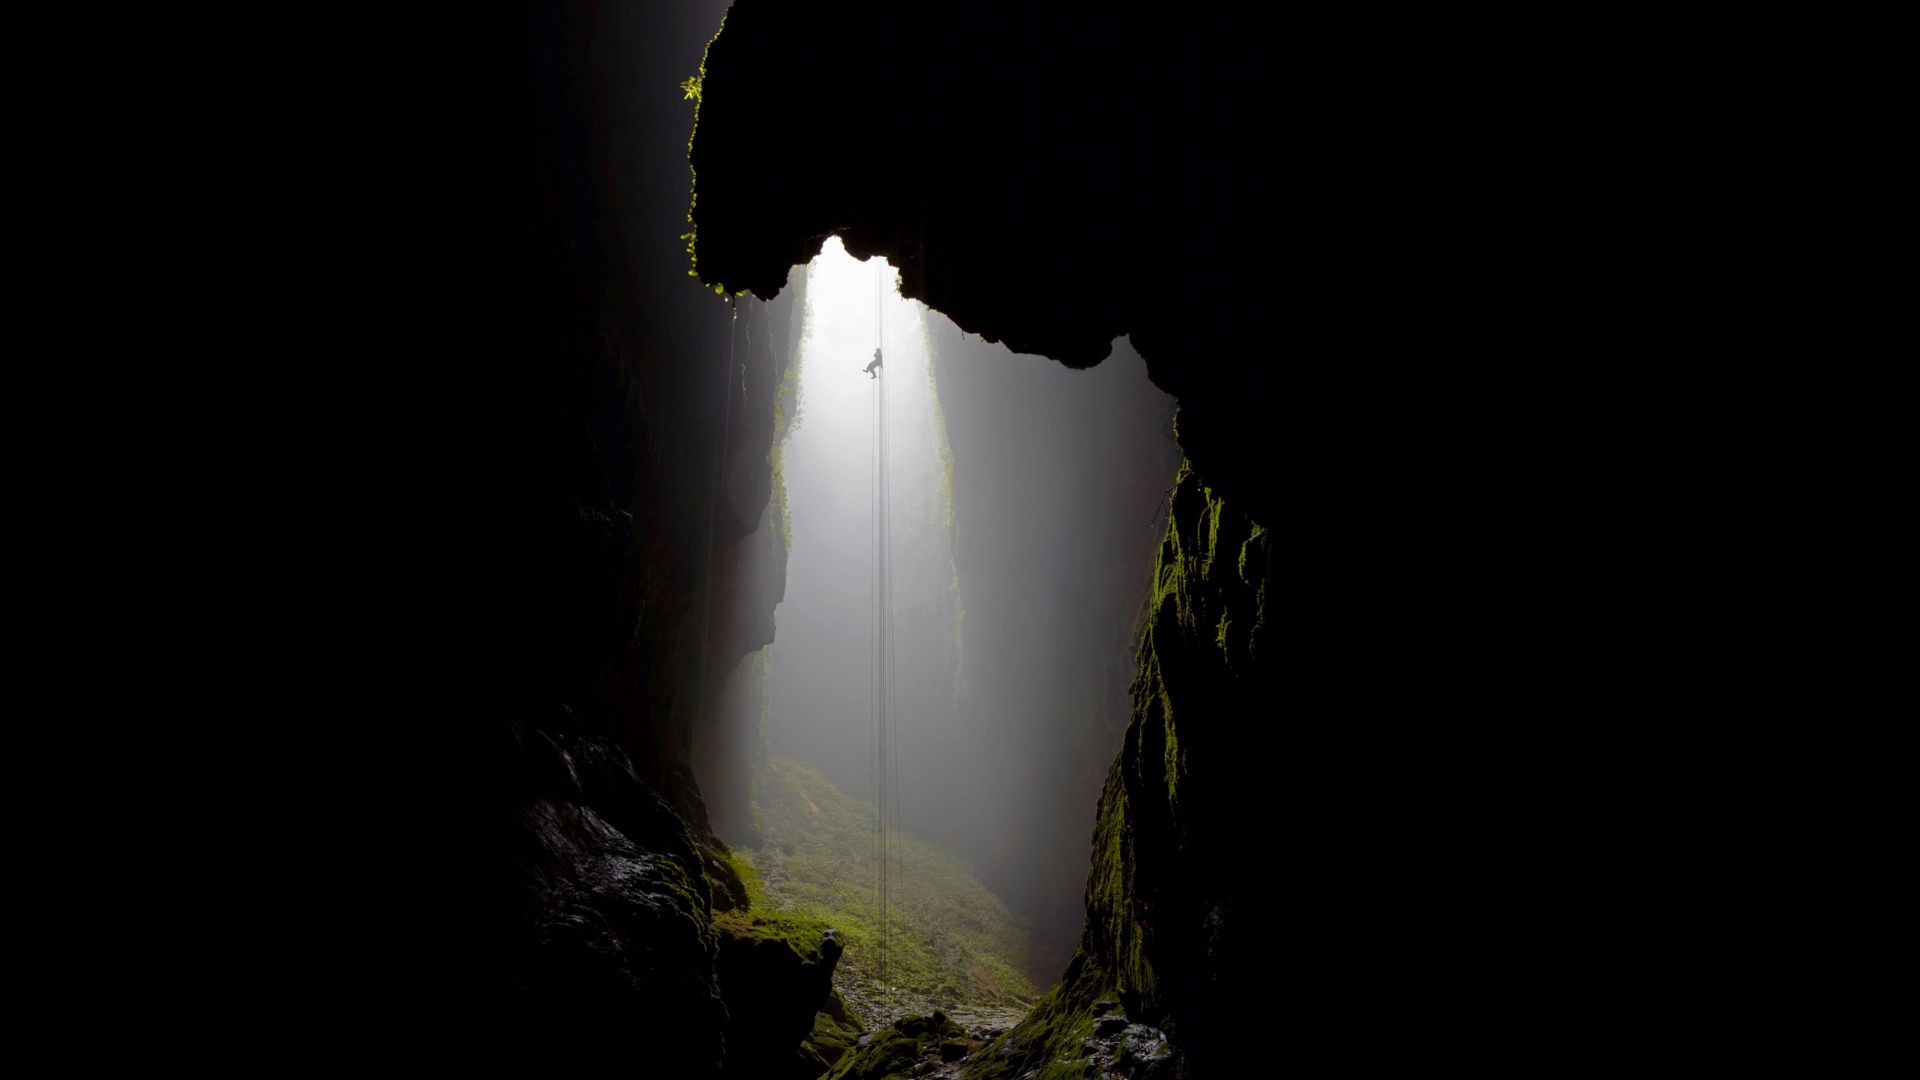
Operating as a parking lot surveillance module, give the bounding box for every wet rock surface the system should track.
[1081,1022,1179,1080]
[805,1003,1035,1080]
[490,3,804,1069]
[827,1011,972,1080]
[503,725,726,1072]
[804,986,867,1073]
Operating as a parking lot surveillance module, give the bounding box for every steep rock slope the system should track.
[504,727,729,1071]
[746,756,1039,1015]
[964,463,1270,1078]
[489,3,806,1068]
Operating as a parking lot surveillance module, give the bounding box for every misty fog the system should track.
[706,237,1177,981]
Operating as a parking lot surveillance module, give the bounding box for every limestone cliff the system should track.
[965,463,1270,1078]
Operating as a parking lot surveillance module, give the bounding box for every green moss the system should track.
[1239,523,1269,659]
[960,962,1107,1080]
[745,757,1038,1008]
[1237,523,1264,581]
[970,460,1261,1077]
[711,844,835,960]
[1201,491,1224,577]
[824,1028,918,1080]
[715,844,768,911]
[826,1013,967,1080]
[803,986,867,1067]
[961,769,1153,1080]
[1160,686,1183,807]
[682,13,735,298]
[1089,758,1155,1001]
[712,884,838,965]
[1149,464,1197,629]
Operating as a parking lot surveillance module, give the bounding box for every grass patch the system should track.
[742,756,1039,1009]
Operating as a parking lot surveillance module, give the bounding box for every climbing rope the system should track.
[870,258,900,1019]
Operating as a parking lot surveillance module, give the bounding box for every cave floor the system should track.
[836,973,1030,1041]
[835,973,1031,1075]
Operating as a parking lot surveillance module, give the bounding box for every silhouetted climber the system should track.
[864,347,883,378]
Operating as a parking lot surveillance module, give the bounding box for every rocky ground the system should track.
[825,1012,980,1080]
[835,977,1029,1041]
[823,1000,1179,1080]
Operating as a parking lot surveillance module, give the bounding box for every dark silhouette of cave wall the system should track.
[507,0,774,805]
[492,1,808,1068]
[691,4,1275,522]
[690,8,1278,1067]
[953,465,1273,1079]
[687,4,1677,1073]
[479,0,1703,1070]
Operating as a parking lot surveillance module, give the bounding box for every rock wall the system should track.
[964,463,1270,1078]
[490,2,809,1070]
[714,915,845,1079]
[505,727,730,1071]
[689,6,1282,1069]
[481,0,1675,1070]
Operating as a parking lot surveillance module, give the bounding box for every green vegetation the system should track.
[1201,486,1224,578]
[740,756,1039,1009]
[805,987,866,1070]
[681,14,739,298]
[966,463,1235,1079]
[1238,521,1270,655]
[1149,465,1199,629]
[954,766,1142,1080]
[959,958,1121,1080]
[712,842,842,960]
[825,1012,967,1080]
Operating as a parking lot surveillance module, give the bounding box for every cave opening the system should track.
[495,4,1280,1076]
[476,1,1745,1073]
[691,236,1178,1041]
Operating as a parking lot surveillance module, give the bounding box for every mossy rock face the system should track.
[741,756,1039,1009]
[1091,463,1268,1071]
[704,841,753,912]
[804,987,866,1069]
[961,956,1105,1080]
[968,463,1270,1077]
[714,914,846,1078]
[823,1012,967,1080]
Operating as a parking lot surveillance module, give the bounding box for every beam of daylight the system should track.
[768,235,963,860]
